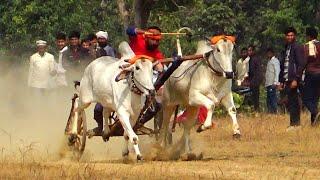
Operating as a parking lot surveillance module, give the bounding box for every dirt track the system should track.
[1,63,320,179]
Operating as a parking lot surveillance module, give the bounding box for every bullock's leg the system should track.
[102,108,111,142]
[189,91,215,132]
[221,93,241,138]
[181,106,198,155]
[160,104,176,148]
[117,109,142,160]
[122,134,130,157]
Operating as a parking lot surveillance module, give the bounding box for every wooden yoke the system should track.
[159,54,205,65]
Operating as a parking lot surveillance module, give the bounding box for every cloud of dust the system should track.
[0,59,124,162]
[0,58,162,163]
[0,58,207,163]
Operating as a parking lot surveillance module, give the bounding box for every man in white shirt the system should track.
[265,48,280,113]
[28,40,56,93]
[55,32,68,87]
[236,47,250,86]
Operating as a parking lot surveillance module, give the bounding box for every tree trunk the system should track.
[117,0,130,33]
[133,0,154,28]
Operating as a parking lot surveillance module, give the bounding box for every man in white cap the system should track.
[28,40,56,93]
[88,31,116,136]
[95,30,115,58]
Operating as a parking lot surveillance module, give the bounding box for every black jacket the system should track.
[248,55,262,88]
[279,42,306,83]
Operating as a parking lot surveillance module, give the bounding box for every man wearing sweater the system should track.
[279,27,306,130]
[303,27,320,126]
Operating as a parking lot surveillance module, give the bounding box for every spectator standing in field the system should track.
[87,33,98,59]
[80,38,91,64]
[236,47,250,87]
[279,27,306,130]
[248,45,262,112]
[95,31,116,58]
[54,32,68,87]
[64,31,82,70]
[302,27,320,126]
[28,40,56,93]
[265,48,280,114]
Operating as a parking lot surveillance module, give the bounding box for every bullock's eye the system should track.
[135,66,140,70]
[217,48,221,52]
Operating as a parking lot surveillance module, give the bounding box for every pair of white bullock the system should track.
[72,38,241,160]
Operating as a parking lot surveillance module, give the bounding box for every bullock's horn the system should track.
[204,36,211,42]
[119,63,131,70]
[152,61,159,67]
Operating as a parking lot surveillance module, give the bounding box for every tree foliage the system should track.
[0,0,319,57]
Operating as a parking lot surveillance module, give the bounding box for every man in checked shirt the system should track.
[279,27,306,131]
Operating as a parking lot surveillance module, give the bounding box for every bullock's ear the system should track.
[115,70,130,82]
[115,65,134,82]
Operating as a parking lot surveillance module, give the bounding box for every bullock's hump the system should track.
[118,41,135,61]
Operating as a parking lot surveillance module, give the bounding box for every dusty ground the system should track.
[1,62,320,179]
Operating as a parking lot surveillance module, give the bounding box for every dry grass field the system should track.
[1,63,320,179]
[1,113,320,179]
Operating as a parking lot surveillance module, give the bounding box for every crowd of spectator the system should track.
[235,26,320,130]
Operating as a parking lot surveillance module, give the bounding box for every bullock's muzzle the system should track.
[224,72,235,79]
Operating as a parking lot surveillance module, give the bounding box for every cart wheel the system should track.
[68,110,87,157]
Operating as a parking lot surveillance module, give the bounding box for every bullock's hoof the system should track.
[180,153,197,161]
[122,150,129,157]
[233,133,241,140]
[137,154,144,162]
[196,125,204,133]
[196,125,210,133]
[197,152,204,160]
[68,134,77,146]
[102,133,110,142]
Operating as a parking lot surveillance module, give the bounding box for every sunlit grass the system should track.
[1,112,320,179]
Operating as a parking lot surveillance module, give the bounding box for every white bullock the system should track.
[160,37,241,154]
[71,42,155,160]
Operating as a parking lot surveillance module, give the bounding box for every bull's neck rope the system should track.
[204,56,224,77]
[127,72,144,95]
[170,52,224,79]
